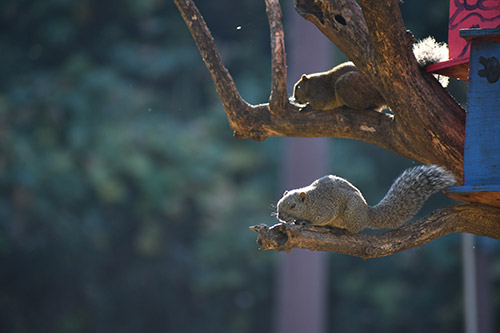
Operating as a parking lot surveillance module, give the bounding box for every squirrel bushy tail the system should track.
[413,37,449,87]
[413,37,448,67]
[367,165,455,229]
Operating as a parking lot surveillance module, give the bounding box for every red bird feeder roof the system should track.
[426,0,500,80]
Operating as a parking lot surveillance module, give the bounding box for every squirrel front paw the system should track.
[298,103,313,112]
[293,219,311,226]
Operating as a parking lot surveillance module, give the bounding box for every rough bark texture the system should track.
[174,0,500,256]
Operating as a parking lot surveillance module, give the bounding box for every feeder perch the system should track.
[426,1,500,80]
[445,28,500,208]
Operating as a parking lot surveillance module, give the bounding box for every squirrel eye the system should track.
[290,203,296,209]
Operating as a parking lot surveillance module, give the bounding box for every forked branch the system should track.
[174,0,465,175]
[174,0,405,152]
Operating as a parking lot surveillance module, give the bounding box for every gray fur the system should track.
[368,165,455,229]
[276,165,455,233]
[413,36,449,87]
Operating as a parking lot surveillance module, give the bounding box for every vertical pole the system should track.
[462,233,478,333]
[275,139,330,333]
[274,5,334,333]
[476,237,494,333]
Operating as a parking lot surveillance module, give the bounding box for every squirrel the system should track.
[292,37,449,111]
[276,165,456,234]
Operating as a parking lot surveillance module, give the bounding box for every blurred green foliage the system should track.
[0,1,277,332]
[0,0,498,332]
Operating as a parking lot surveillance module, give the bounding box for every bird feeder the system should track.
[426,1,500,80]
[445,28,500,207]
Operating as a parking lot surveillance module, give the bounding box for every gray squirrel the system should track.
[276,165,456,233]
[292,37,449,111]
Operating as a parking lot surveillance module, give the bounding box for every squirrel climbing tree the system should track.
[174,0,500,258]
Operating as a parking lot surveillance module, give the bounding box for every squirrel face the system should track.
[292,74,310,105]
[276,190,307,223]
[277,188,327,225]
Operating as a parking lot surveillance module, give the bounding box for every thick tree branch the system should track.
[294,0,375,69]
[357,0,413,75]
[356,0,466,175]
[250,204,500,259]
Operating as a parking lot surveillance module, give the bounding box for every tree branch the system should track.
[173,0,248,113]
[294,0,375,69]
[357,0,413,75]
[250,204,500,259]
[265,0,289,114]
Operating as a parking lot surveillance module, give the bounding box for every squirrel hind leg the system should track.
[343,197,369,233]
[335,71,386,110]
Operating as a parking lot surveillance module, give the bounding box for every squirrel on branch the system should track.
[276,165,456,234]
[292,37,449,111]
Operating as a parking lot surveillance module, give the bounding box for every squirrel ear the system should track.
[301,74,309,81]
[298,192,306,202]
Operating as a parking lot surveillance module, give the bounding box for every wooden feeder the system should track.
[445,28,500,207]
[426,1,500,80]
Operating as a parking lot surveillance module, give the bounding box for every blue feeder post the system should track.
[446,28,500,207]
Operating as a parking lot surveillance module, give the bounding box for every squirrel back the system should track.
[292,37,449,111]
[276,165,455,233]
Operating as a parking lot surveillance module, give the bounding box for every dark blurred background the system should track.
[0,0,498,332]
